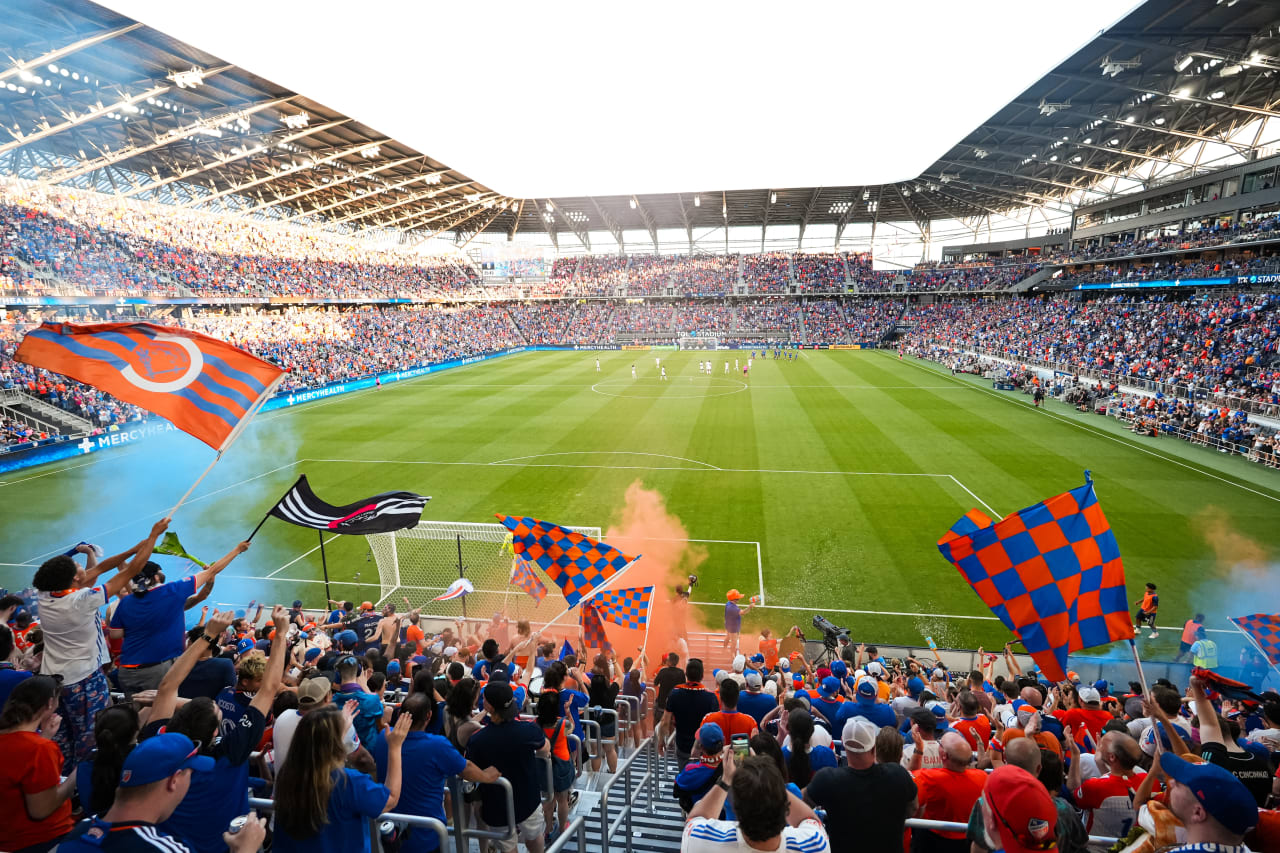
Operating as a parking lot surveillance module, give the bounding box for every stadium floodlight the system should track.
[1099,55,1141,77]
[1219,63,1245,77]
[361,145,381,158]
[1173,53,1194,72]
[168,66,205,88]
[629,198,637,209]
[769,191,776,204]
[281,112,309,129]
[1209,90,1226,99]
[1153,116,1166,125]
[693,195,700,206]
[973,148,989,159]
[1038,99,1070,116]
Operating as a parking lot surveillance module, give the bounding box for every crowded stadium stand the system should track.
[4,1,1280,853]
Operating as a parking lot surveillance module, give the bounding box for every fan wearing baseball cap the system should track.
[722,590,754,657]
[1158,752,1258,851]
[60,733,269,853]
[464,681,551,852]
[978,765,1058,853]
[803,717,917,853]
[912,732,988,853]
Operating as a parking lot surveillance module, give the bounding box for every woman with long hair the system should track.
[748,731,805,799]
[77,703,140,817]
[0,675,77,853]
[780,708,836,790]
[273,704,411,853]
[586,654,619,773]
[443,678,481,753]
[619,653,649,744]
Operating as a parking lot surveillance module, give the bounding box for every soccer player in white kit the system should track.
[735,358,739,370]
[631,364,636,378]
[655,356,660,370]
[748,357,753,369]
[660,366,667,381]
[595,358,600,372]
[723,361,728,374]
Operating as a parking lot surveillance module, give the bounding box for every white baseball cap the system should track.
[842,717,879,753]
[443,645,458,657]
[1078,687,1101,704]
[732,654,746,673]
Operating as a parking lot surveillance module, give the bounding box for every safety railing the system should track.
[247,797,449,853]
[548,815,587,853]
[598,735,655,853]
[580,717,603,764]
[446,774,517,853]
[904,818,1118,847]
[588,707,619,764]
[615,694,640,749]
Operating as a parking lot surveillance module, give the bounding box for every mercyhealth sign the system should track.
[0,346,533,474]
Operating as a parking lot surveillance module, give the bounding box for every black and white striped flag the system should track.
[268,474,429,534]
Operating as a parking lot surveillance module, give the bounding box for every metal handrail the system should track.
[446,774,516,853]
[589,706,619,757]
[547,815,587,853]
[615,694,641,749]
[246,797,449,853]
[535,754,555,807]
[904,818,1118,847]
[568,733,584,777]
[599,735,654,853]
[580,717,603,762]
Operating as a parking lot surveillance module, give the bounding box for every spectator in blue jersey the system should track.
[471,638,507,680]
[109,541,248,699]
[835,678,896,731]
[892,676,926,723]
[674,723,732,818]
[176,625,236,701]
[781,708,837,791]
[57,733,266,853]
[372,693,499,853]
[324,599,352,624]
[540,660,589,748]
[333,654,385,750]
[346,602,382,653]
[141,606,287,853]
[807,676,848,723]
[737,671,775,725]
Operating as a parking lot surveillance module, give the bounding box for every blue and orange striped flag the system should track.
[585,586,653,629]
[510,559,547,605]
[581,603,612,651]
[937,473,1134,682]
[495,515,637,607]
[15,322,284,450]
[1231,614,1280,668]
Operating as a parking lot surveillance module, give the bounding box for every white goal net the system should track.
[678,336,719,350]
[365,520,602,627]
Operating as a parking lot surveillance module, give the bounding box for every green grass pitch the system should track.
[2,349,1278,660]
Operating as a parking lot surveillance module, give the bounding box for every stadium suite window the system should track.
[1242,168,1274,194]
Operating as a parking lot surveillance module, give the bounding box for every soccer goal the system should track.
[365,520,602,627]
[678,336,719,350]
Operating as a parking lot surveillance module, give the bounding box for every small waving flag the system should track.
[559,639,575,661]
[581,604,612,651]
[937,473,1133,683]
[270,475,429,534]
[496,515,637,607]
[1231,614,1280,669]
[154,532,207,568]
[14,321,284,450]
[511,559,547,605]
[434,578,474,602]
[585,586,653,628]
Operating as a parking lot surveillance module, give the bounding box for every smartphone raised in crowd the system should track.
[731,735,749,760]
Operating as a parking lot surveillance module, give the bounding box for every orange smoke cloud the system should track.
[591,479,708,663]
[1195,506,1271,574]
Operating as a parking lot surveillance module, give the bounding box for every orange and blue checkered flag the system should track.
[496,515,638,607]
[585,586,654,628]
[937,473,1134,682]
[510,558,547,605]
[1231,614,1280,669]
[581,603,612,651]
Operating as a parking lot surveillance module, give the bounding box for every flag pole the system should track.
[1128,637,1160,754]
[640,591,656,658]
[1230,619,1280,685]
[167,374,285,518]
[539,554,644,636]
[318,529,334,604]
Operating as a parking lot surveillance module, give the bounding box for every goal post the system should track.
[365,520,602,629]
[678,336,719,350]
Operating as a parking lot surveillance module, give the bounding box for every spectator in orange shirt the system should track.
[912,732,987,853]
[701,680,758,743]
[950,690,992,753]
[1054,686,1113,750]
[1133,582,1159,638]
[758,628,779,670]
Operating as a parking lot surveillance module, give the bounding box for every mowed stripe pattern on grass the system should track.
[1,349,1277,655]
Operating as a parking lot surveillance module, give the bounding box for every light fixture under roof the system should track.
[1099,55,1141,77]
[168,66,205,88]
[1173,53,1194,72]
[281,112,309,129]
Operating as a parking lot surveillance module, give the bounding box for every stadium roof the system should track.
[1,0,1279,248]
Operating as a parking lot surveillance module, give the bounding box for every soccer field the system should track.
[2,349,1278,658]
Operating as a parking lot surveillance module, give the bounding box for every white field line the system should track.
[756,541,765,607]
[305,457,953,479]
[16,460,303,565]
[264,533,342,578]
[489,451,722,470]
[948,475,1001,518]
[375,382,969,390]
[893,353,1280,505]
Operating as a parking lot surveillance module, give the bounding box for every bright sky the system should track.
[102,0,1140,199]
